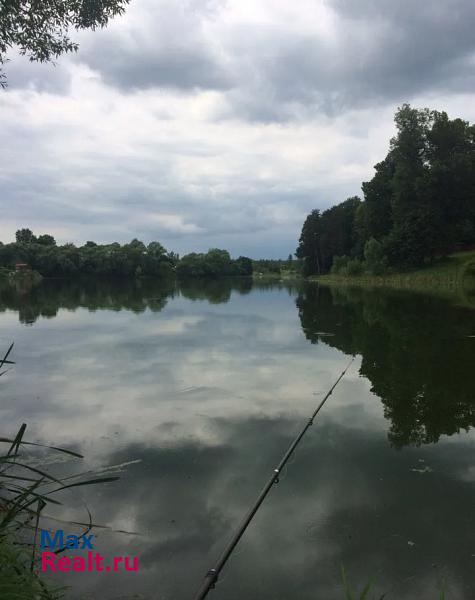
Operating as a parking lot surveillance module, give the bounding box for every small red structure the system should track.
[14,263,30,271]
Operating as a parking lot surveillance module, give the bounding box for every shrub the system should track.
[346,259,364,276]
[364,238,388,276]
[331,255,349,275]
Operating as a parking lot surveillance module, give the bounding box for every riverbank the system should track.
[253,269,302,281]
[311,250,475,293]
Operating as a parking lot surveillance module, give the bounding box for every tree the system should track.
[297,104,475,274]
[317,197,361,272]
[297,198,362,276]
[296,209,321,276]
[1,231,179,278]
[364,238,388,275]
[426,111,475,252]
[235,256,253,276]
[37,234,56,246]
[0,0,130,87]
[205,249,234,277]
[388,104,434,266]
[176,253,207,278]
[147,241,166,258]
[352,202,369,258]
[176,249,247,278]
[15,228,36,244]
[361,153,395,242]
[143,241,174,276]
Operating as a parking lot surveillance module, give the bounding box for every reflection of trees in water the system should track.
[177,277,302,303]
[178,277,250,304]
[296,284,475,447]
[0,277,295,325]
[0,277,177,325]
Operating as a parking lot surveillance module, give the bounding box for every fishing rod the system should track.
[192,356,354,600]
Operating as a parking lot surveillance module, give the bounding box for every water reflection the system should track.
[297,284,475,447]
[0,277,304,325]
[0,278,474,599]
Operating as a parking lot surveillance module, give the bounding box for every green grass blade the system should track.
[0,438,83,459]
[341,566,353,600]
[47,476,120,495]
[0,342,14,371]
[1,460,64,485]
[7,424,27,458]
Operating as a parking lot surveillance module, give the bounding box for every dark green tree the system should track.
[297,199,361,275]
[37,234,56,246]
[318,197,361,272]
[364,238,388,275]
[235,256,253,276]
[387,105,435,266]
[361,153,395,242]
[425,111,475,252]
[298,104,475,276]
[296,209,321,276]
[15,228,36,244]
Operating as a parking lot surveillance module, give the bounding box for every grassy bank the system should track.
[253,268,302,281]
[312,250,475,293]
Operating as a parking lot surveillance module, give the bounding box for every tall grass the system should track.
[341,567,386,600]
[340,567,448,599]
[0,343,119,598]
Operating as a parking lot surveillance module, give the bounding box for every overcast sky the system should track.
[1,0,475,258]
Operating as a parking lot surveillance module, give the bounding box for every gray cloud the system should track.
[77,0,233,92]
[2,0,475,256]
[223,0,475,121]
[5,0,475,118]
[6,58,71,94]
[81,39,233,93]
[64,0,475,121]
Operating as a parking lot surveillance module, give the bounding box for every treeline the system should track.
[176,249,252,277]
[297,105,475,276]
[0,229,253,278]
[252,256,300,276]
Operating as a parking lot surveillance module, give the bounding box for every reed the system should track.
[0,344,119,598]
[340,567,447,600]
[340,566,386,600]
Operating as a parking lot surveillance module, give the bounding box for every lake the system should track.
[1,277,474,600]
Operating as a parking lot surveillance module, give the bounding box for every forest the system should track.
[297,105,475,276]
[0,229,253,278]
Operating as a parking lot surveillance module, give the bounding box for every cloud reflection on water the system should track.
[0,278,474,599]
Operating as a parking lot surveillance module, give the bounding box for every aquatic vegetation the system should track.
[1,345,120,598]
[340,567,386,600]
[340,567,448,600]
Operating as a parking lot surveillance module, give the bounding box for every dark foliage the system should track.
[0,233,253,280]
[1,232,176,278]
[176,249,253,278]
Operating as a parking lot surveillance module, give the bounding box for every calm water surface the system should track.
[1,278,474,600]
